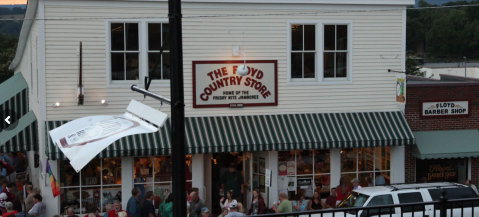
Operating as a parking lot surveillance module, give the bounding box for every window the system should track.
[341,147,390,187]
[324,25,348,79]
[288,21,352,84]
[134,156,193,205]
[398,192,425,212]
[60,158,122,215]
[365,195,395,215]
[278,150,331,200]
[428,188,479,209]
[108,20,169,84]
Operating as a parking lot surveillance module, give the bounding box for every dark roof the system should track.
[407,74,479,87]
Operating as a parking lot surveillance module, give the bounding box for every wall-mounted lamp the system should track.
[237,51,248,76]
[52,102,60,108]
[101,100,108,106]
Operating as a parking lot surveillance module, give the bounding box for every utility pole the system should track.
[464,56,467,77]
[168,0,186,217]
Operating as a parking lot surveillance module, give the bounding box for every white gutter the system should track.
[9,0,39,70]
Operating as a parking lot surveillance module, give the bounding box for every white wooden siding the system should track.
[44,3,404,120]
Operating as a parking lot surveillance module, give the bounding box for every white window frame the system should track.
[105,19,169,87]
[287,20,353,85]
[340,147,391,186]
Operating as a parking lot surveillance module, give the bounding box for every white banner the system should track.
[193,60,277,108]
[422,101,469,117]
[396,73,406,104]
[49,100,167,172]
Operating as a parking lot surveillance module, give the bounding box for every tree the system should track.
[426,17,458,58]
[406,55,426,76]
[0,34,18,83]
[406,18,425,52]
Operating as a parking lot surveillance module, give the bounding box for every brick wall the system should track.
[405,84,479,185]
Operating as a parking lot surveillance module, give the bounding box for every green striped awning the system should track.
[0,111,38,152]
[46,111,414,160]
[0,73,29,131]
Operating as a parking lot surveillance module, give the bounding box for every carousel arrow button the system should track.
[5,116,10,124]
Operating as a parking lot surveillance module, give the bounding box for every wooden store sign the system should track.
[421,100,471,118]
[193,60,278,108]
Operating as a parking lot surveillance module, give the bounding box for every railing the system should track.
[248,190,479,217]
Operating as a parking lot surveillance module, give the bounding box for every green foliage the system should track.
[406,55,426,76]
[0,33,18,83]
[407,0,479,60]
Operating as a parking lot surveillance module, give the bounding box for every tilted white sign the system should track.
[49,100,167,172]
[193,60,277,108]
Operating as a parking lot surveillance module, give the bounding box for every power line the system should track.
[0,3,478,21]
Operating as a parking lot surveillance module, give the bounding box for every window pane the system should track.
[304,52,315,78]
[337,25,348,50]
[163,52,171,80]
[314,150,330,174]
[101,186,122,212]
[102,158,122,184]
[148,52,162,79]
[60,160,79,187]
[340,148,356,173]
[81,187,101,213]
[125,53,139,80]
[297,150,313,175]
[60,188,81,214]
[358,147,374,172]
[324,25,335,51]
[154,156,173,182]
[367,195,395,215]
[148,23,162,51]
[81,159,101,186]
[336,52,347,78]
[279,151,295,176]
[110,23,124,51]
[398,192,425,212]
[111,53,124,80]
[162,24,170,50]
[358,173,373,188]
[304,25,315,51]
[125,23,139,51]
[323,52,334,78]
[314,175,331,199]
[291,52,303,78]
[291,25,303,51]
[375,147,390,171]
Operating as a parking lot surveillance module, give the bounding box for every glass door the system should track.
[251,152,269,207]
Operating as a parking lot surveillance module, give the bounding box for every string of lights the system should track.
[0,3,479,21]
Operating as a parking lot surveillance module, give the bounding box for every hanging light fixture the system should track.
[237,51,248,76]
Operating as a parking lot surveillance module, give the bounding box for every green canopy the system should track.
[412,130,479,159]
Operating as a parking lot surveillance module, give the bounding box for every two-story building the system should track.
[2,0,415,216]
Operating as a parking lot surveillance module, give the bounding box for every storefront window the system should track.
[416,158,468,183]
[134,155,193,206]
[60,158,122,214]
[341,147,390,187]
[278,150,331,200]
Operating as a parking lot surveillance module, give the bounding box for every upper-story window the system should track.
[288,21,352,84]
[108,20,169,85]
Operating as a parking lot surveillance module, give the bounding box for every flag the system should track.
[46,160,60,197]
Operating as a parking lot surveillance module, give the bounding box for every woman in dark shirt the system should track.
[308,190,325,210]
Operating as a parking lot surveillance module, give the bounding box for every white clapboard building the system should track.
[4,0,415,216]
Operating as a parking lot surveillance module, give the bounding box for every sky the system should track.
[0,0,27,4]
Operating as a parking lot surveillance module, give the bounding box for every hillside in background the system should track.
[415,0,474,5]
[0,5,25,36]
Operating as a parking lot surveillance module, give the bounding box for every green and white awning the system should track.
[0,73,38,152]
[46,111,414,160]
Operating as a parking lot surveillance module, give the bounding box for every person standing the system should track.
[374,172,386,186]
[325,188,337,209]
[161,194,173,217]
[272,193,292,217]
[247,189,265,215]
[28,194,46,217]
[336,177,350,206]
[141,191,156,217]
[219,189,237,209]
[66,207,79,217]
[3,202,17,216]
[126,188,141,217]
[221,163,244,202]
[189,192,205,217]
[308,190,324,210]
[0,154,13,166]
[200,207,211,217]
[466,179,479,195]
[9,153,22,173]
[225,201,244,217]
[108,201,130,217]
[104,204,112,217]
[351,178,362,190]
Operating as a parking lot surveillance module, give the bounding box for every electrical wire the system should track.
[0,3,479,21]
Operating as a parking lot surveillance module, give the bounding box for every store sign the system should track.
[193,60,278,108]
[396,73,406,104]
[421,100,470,118]
[416,159,460,182]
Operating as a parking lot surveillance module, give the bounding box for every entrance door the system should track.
[247,152,269,210]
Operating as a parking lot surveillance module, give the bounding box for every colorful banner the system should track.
[396,73,406,104]
[46,160,60,198]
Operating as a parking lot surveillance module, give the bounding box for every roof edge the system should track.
[8,0,39,71]
[439,74,479,82]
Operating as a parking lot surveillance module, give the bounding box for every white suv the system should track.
[312,183,479,217]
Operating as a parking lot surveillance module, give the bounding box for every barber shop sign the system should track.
[421,100,470,118]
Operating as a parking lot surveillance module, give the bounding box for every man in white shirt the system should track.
[225,201,244,217]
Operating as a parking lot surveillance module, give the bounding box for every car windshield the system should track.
[338,192,370,209]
